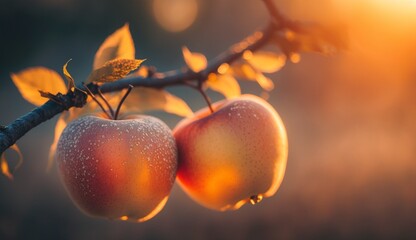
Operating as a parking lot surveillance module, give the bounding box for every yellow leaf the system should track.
[47,112,68,171]
[11,67,67,106]
[232,63,275,91]
[206,73,241,99]
[88,59,145,83]
[63,59,75,92]
[1,144,23,180]
[245,51,286,73]
[182,46,207,72]
[93,23,135,70]
[231,63,257,81]
[1,155,12,180]
[133,65,150,78]
[217,63,230,75]
[256,72,275,91]
[122,87,193,117]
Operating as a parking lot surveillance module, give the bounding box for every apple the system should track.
[173,94,288,211]
[55,114,177,222]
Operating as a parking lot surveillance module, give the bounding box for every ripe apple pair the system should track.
[56,95,288,222]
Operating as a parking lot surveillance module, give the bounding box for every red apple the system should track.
[56,114,177,222]
[173,94,288,211]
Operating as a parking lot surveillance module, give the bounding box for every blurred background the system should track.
[1,0,416,239]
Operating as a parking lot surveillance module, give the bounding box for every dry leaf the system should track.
[182,46,207,73]
[88,59,145,82]
[245,51,286,73]
[63,59,75,92]
[93,23,135,70]
[206,73,241,99]
[122,87,193,117]
[11,67,67,106]
[1,144,23,180]
[38,90,57,100]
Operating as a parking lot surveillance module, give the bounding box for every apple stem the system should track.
[97,88,115,118]
[184,80,214,114]
[82,83,112,119]
[114,84,134,120]
[198,88,214,114]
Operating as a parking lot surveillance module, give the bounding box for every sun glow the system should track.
[152,0,199,32]
[335,0,416,15]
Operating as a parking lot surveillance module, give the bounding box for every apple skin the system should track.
[55,114,177,222]
[173,94,288,211]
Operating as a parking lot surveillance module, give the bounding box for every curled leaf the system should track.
[93,23,135,70]
[1,144,23,180]
[122,87,193,117]
[11,67,67,106]
[38,90,57,100]
[182,46,207,73]
[206,73,241,99]
[88,59,145,83]
[245,51,286,73]
[63,59,75,92]
[1,155,12,180]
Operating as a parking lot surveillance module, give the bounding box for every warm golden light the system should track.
[137,197,169,222]
[243,50,253,60]
[217,63,230,74]
[1,157,13,180]
[334,0,416,17]
[152,0,199,32]
[289,53,301,63]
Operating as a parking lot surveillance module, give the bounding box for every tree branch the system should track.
[0,0,295,156]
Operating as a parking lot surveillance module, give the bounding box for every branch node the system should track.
[53,93,72,110]
[147,66,157,77]
[70,88,88,108]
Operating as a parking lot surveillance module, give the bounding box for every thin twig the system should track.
[198,88,214,113]
[97,88,115,118]
[82,83,112,119]
[114,85,134,120]
[184,81,214,113]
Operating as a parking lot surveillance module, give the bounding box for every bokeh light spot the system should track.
[153,0,199,32]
